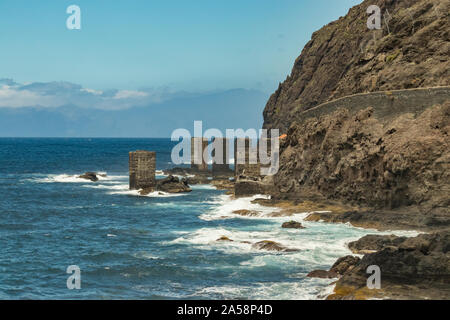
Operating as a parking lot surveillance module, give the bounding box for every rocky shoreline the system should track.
[155,0,449,300]
[80,169,449,299]
[255,0,449,299]
[160,168,448,299]
[252,198,449,300]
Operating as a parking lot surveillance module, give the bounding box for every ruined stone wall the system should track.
[129,151,156,190]
[191,137,209,172]
[212,137,232,176]
[234,138,260,178]
[293,87,450,127]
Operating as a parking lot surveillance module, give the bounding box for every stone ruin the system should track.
[234,138,260,178]
[129,150,156,190]
[128,137,275,196]
[211,137,233,177]
[191,137,209,172]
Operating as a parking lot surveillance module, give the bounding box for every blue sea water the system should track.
[0,138,417,299]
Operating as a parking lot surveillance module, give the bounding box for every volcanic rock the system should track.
[78,172,99,182]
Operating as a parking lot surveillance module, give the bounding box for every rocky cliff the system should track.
[263,0,449,133]
[275,102,449,213]
[263,0,450,214]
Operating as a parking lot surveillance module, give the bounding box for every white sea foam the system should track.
[32,172,127,184]
[198,194,275,221]
[35,174,88,183]
[190,184,217,190]
[198,194,321,222]
[192,279,330,300]
[168,192,423,301]
[156,170,166,176]
[317,283,337,300]
[107,189,187,198]
[166,224,357,265]
[132,252,160,260]
[34,172,189,198]
[82,183,129,191]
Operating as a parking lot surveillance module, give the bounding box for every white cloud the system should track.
[0,80,156,110]
[80,88,103,95]
[113,90,148,99]
[0,80,212,110]
[0,85,62,108]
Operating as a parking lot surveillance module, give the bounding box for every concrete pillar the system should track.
[129,150,156,190]
[212,137,231,176]
[191,137,209,172]
[234,138,260,177]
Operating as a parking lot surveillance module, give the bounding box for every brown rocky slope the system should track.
[261,0,449,218]
[256,0,450,299]
[263,0,449,133]
[274,102,449,217]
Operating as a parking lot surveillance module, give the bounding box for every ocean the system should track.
[0,138,417,299]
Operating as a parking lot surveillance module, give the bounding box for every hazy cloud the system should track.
[0,79,175,110]
[113,90,148,99]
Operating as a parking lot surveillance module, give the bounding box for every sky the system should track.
[0,0,361,93]
[0,0,363,137]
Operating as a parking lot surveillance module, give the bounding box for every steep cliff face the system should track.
[264,0,450,213]
[263,0,450,133]
[275,102,449,212]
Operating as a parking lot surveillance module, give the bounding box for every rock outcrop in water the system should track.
[281,221,305,229]
[79,172,102,182]
[252,240,299,252]
[140,175,192,195]
[232,209,261,217]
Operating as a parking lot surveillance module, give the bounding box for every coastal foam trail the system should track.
[190,279,333,300]
[170,193,422,299]
[13,165,421,299]
[30,172,188,198]
[31,172,127,184]
[199,194,278,221]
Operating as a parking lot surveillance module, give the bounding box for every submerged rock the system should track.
[281,221,305,229]
[157,175,191,193]
[78,172,99,182]
[216,236,233,242]
[140,175,192,195]
[232,210,261,217]
[252,240,299,252]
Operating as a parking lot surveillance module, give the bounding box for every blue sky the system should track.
[0,0,361,93]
